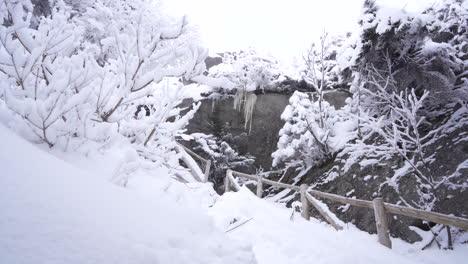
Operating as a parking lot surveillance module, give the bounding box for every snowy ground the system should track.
[210,188,468,264]
[0,124,254,264]
[1,123,467,264]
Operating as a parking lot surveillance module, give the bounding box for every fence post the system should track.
[256,174,263,198]
[373,198,392,249]
[203,160,211,183]
[300,184,310,220]
[225,170,232,193]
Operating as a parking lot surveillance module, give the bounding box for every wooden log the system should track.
[300,184,310,220]
[203,160,211,183]
[177,143,208,163]
[231,170,300,191]
[226,170,241,191]
[177,147,203,182]
[224,170,231,193]
[256,174,263,198]
[305,192,343,231]
[383,203,468,231]
[309,190,374,209]
[373,198,392,249]
[261,177,300,191]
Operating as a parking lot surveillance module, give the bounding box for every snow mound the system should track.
[0,124,255,264]
[209,187,468,264]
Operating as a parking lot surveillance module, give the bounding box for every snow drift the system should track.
[0,124,255,264]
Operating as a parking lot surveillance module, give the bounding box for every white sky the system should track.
[163,0,438,61]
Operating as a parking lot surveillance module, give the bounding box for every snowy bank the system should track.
[0,124,255,264]
[209,187,468,264]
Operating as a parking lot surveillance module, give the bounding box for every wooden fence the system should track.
[176,143,211,183]
[225,169,468,249]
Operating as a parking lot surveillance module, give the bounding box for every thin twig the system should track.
[225,218,253,233]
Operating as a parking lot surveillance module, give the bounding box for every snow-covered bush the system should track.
[0,0,96,147]
[272,91,356,172]
[78,0,207,123]
[189,133,255,188]
[0,0,208,183]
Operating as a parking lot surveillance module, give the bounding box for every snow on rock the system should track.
[209,187,468,264]
[191,75,237,91]
[0,124,255,264]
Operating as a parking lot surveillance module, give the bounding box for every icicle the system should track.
[244,93,257,133]
[233,89,257,134]
[211,97,218,112]
[233,89,247,111]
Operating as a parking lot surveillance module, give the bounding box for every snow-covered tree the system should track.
[303,31,344,93]
[272,91,356,172]
[0,0,96,147]
[78,0,207,123]
[342,78,436,207]
[272,31,354,172]
[0,0,209,184]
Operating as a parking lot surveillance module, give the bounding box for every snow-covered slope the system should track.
[1,122,467,264]
[0,124,255,264]
[209,188,468,264]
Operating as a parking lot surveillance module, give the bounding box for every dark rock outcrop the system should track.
[186,90,350,172]
[205,56,223,70]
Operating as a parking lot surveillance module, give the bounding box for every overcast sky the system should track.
[163,0,438,61]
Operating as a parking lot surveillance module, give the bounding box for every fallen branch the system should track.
[422,225,444,250]
[225,218,253,233]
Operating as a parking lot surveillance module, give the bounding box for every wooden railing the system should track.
[225,169,468,249]
[176,143,211,183]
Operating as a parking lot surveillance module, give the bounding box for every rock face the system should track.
[186,91,350,171]
[187,93,289,171]
[205,56,223,70]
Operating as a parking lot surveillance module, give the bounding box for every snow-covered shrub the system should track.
[0,0,208,183]
[77,0,207,123]
[272,91,356,172]
[0,0,96,147]
[189,133,255,188]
